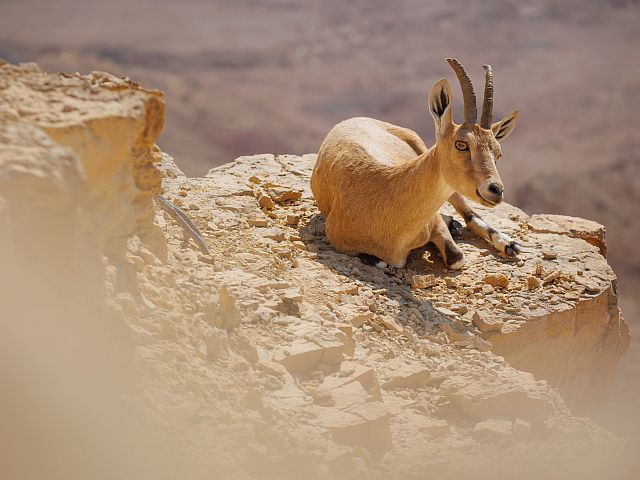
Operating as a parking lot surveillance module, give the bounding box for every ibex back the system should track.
[311,58,521,269]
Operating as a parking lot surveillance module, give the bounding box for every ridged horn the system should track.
[446,58,477,124]
[480,64,494,128]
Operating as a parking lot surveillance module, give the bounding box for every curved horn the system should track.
[446,58,477,124]
[480,64,494,128]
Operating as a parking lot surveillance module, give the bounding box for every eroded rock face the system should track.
[0,62,169,480]
[0,61,631,480]
[192,153,629,413]
[155,152,628,477]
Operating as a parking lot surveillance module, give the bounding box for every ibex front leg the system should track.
[448,192,521,257]
[427,215,465,269]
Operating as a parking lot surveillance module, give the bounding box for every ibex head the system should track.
[428,58,519,206]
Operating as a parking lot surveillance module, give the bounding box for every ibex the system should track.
[311,58,520,269]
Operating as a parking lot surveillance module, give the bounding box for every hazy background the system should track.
[1,0,638,435]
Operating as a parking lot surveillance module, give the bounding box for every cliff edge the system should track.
[0,61,631,480]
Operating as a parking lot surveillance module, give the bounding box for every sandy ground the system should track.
[1,0,638,441]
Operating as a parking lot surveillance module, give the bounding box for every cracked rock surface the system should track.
[0,61,631,480]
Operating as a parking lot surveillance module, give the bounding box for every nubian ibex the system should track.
[311,58,520,269]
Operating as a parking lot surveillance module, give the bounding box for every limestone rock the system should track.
[472,311,503,333]
[316,401,391,453]
[527,214,607,256]
[411,274,437,289]
[443,370,559,424]
[2,61,628,479]
[483,273,509,289]
[379,359,431,389]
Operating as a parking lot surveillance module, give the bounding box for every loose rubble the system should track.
[0,61,631,480]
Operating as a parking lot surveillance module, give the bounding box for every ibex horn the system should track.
[480,64,494,128]
[446,58,477,124]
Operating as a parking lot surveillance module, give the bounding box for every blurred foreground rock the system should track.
[0,61,631,480]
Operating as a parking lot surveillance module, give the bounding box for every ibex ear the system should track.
[429,79,453,137]
[492,110,519,141]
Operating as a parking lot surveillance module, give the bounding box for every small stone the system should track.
[411,274,437,289]
[577,278,601,294]
[198,254,216,265]
[483,273,509,289]
[267,188,302,203]
[248,175,261,184]
[439,323,465,342]
[188,203,200,210]
[282,287,302,302]
[542,250,557,260]
[472,311,503,333]
[291,241,307,250]
[247,218,269,227]
[335,283,359,295]
[436,307,458,318]
[261,227,286,242]
[482,284,494,295]
[380,317,403,333]
[527,276,541,290]
[286,214,300,225]
[445,277,458,289]
[451,304,468,315]
[257,192,275,209]
[350,311,374,327]
[542,271,561,284]
[336,323,353,338]
[564,292,580,301]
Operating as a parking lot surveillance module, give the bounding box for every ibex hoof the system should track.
[358,253,388,269]
[448,219,463,236]
[504,241,522,257]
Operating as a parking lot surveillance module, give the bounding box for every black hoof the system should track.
[505,241,522,257]
[448,219,463,236]
[358,253,383,266]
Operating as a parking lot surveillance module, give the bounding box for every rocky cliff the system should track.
[0,61,631,480]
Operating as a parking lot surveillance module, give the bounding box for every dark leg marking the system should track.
[463,211,476,223]
[358,253,382,266]
[444,240,464,268]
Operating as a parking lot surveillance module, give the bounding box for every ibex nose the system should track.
[478,181,504,205]
[488,182,503,198]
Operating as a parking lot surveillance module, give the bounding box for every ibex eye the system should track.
[455,141,469,151]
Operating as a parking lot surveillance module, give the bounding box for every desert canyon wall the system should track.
[0,61,632,479]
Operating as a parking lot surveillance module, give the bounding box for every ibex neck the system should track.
[390,145,452,212]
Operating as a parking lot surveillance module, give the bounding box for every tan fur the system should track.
[311,67,519,269]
